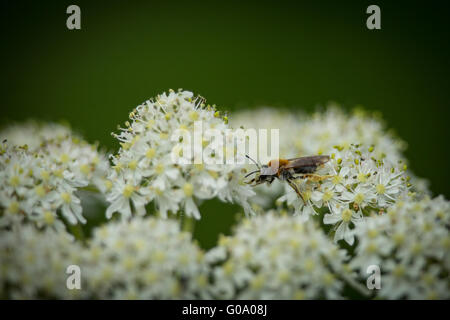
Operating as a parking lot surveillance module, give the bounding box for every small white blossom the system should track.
[0,226,84,299]
[232,106,424,207]
[0,122,110,230]
[82,217,209,299]
[106,89,255,220]
[351,196,450,299]
[207,212,347,299]
[278,144,410,245]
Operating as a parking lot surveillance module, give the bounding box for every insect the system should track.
[244,155,332,203]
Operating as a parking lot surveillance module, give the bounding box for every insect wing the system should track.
[284,155,330,169]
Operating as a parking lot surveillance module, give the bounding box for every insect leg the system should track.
[287,179,306,204]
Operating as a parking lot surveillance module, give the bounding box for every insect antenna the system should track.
[245,154,261,169]
[244,170,260,178]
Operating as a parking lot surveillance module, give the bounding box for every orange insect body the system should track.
[267,159,290,177]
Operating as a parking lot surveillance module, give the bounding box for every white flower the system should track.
[106,89,255,220]
[232,106,425,208]
[0,226,84,299]
[0,121,110,230]
[324,208,363,245]
[82,217,210,299]
[207,212,347,299]
[351,196,450,299]
[276,144,410,245]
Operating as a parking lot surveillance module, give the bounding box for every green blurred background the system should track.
[1,0,449,248]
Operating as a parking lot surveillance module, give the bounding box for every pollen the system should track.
[357,172,367,182]
[155,163,164,174]
[354,193,365,205]
[332,175,343,185]
[8,201,20,214]
[146,119,155,129]
[341,209,352,222]
[35,185,46,197]
[60,153,70,163]
[376,183,386,194]
[40,170,50,181]
[189,111,199,121]
[322,272,335,286]
[183,183,194,197]
[146,148,156,159]
[43,211,55,225]
[128,160,138,170]
[322,190,334,202]
[9,175,20,187]
[80,164,90,175]
[104,180,113,191]
[61,192,72,203]
[122,184,134,198]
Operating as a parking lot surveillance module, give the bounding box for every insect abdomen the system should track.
[294,166,318,174]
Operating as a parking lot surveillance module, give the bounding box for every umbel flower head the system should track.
[206,212,347,299]
[351,196,450,299]
[277,144,411,245]
[0,120,74,151]
[0,122,110,230]
[106,89,255,220]
[231,106,427,208]
[0,226,83,299]
[81,217,209,299]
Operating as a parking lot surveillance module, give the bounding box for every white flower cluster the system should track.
[106,89,254,220]
[230,108,302,208]
[293,107,407,165]
[81,217,209,299]
[231,107,428,209]
[0,120,74,151]
[278,144,410,245]
[206,212,347,299]
[0,226,83,299]
[351,196,450,299]
[0,123,110,230]
[232,107,406,164]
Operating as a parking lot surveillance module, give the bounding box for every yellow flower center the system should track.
[354,193,365,205]
[155,163,164,174]
[8,201,20,214]
[146,148,156,159]
[332,175,342,185]
[183,183,194,197]
[60,153,69,163]
[376,184,386,194]
[80,164,90,175]
[104,180,113,191]
[43,211,55,225]
[128,160,138,170]
[189,111,199,121]
[123,184,134,198]
[341,209,353,222]
[35,185,46,197]
[322,190,334,202]
[357,173,367,182]
[9,175,20,187]
[41,170,50,181]
[61,192,71,203]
